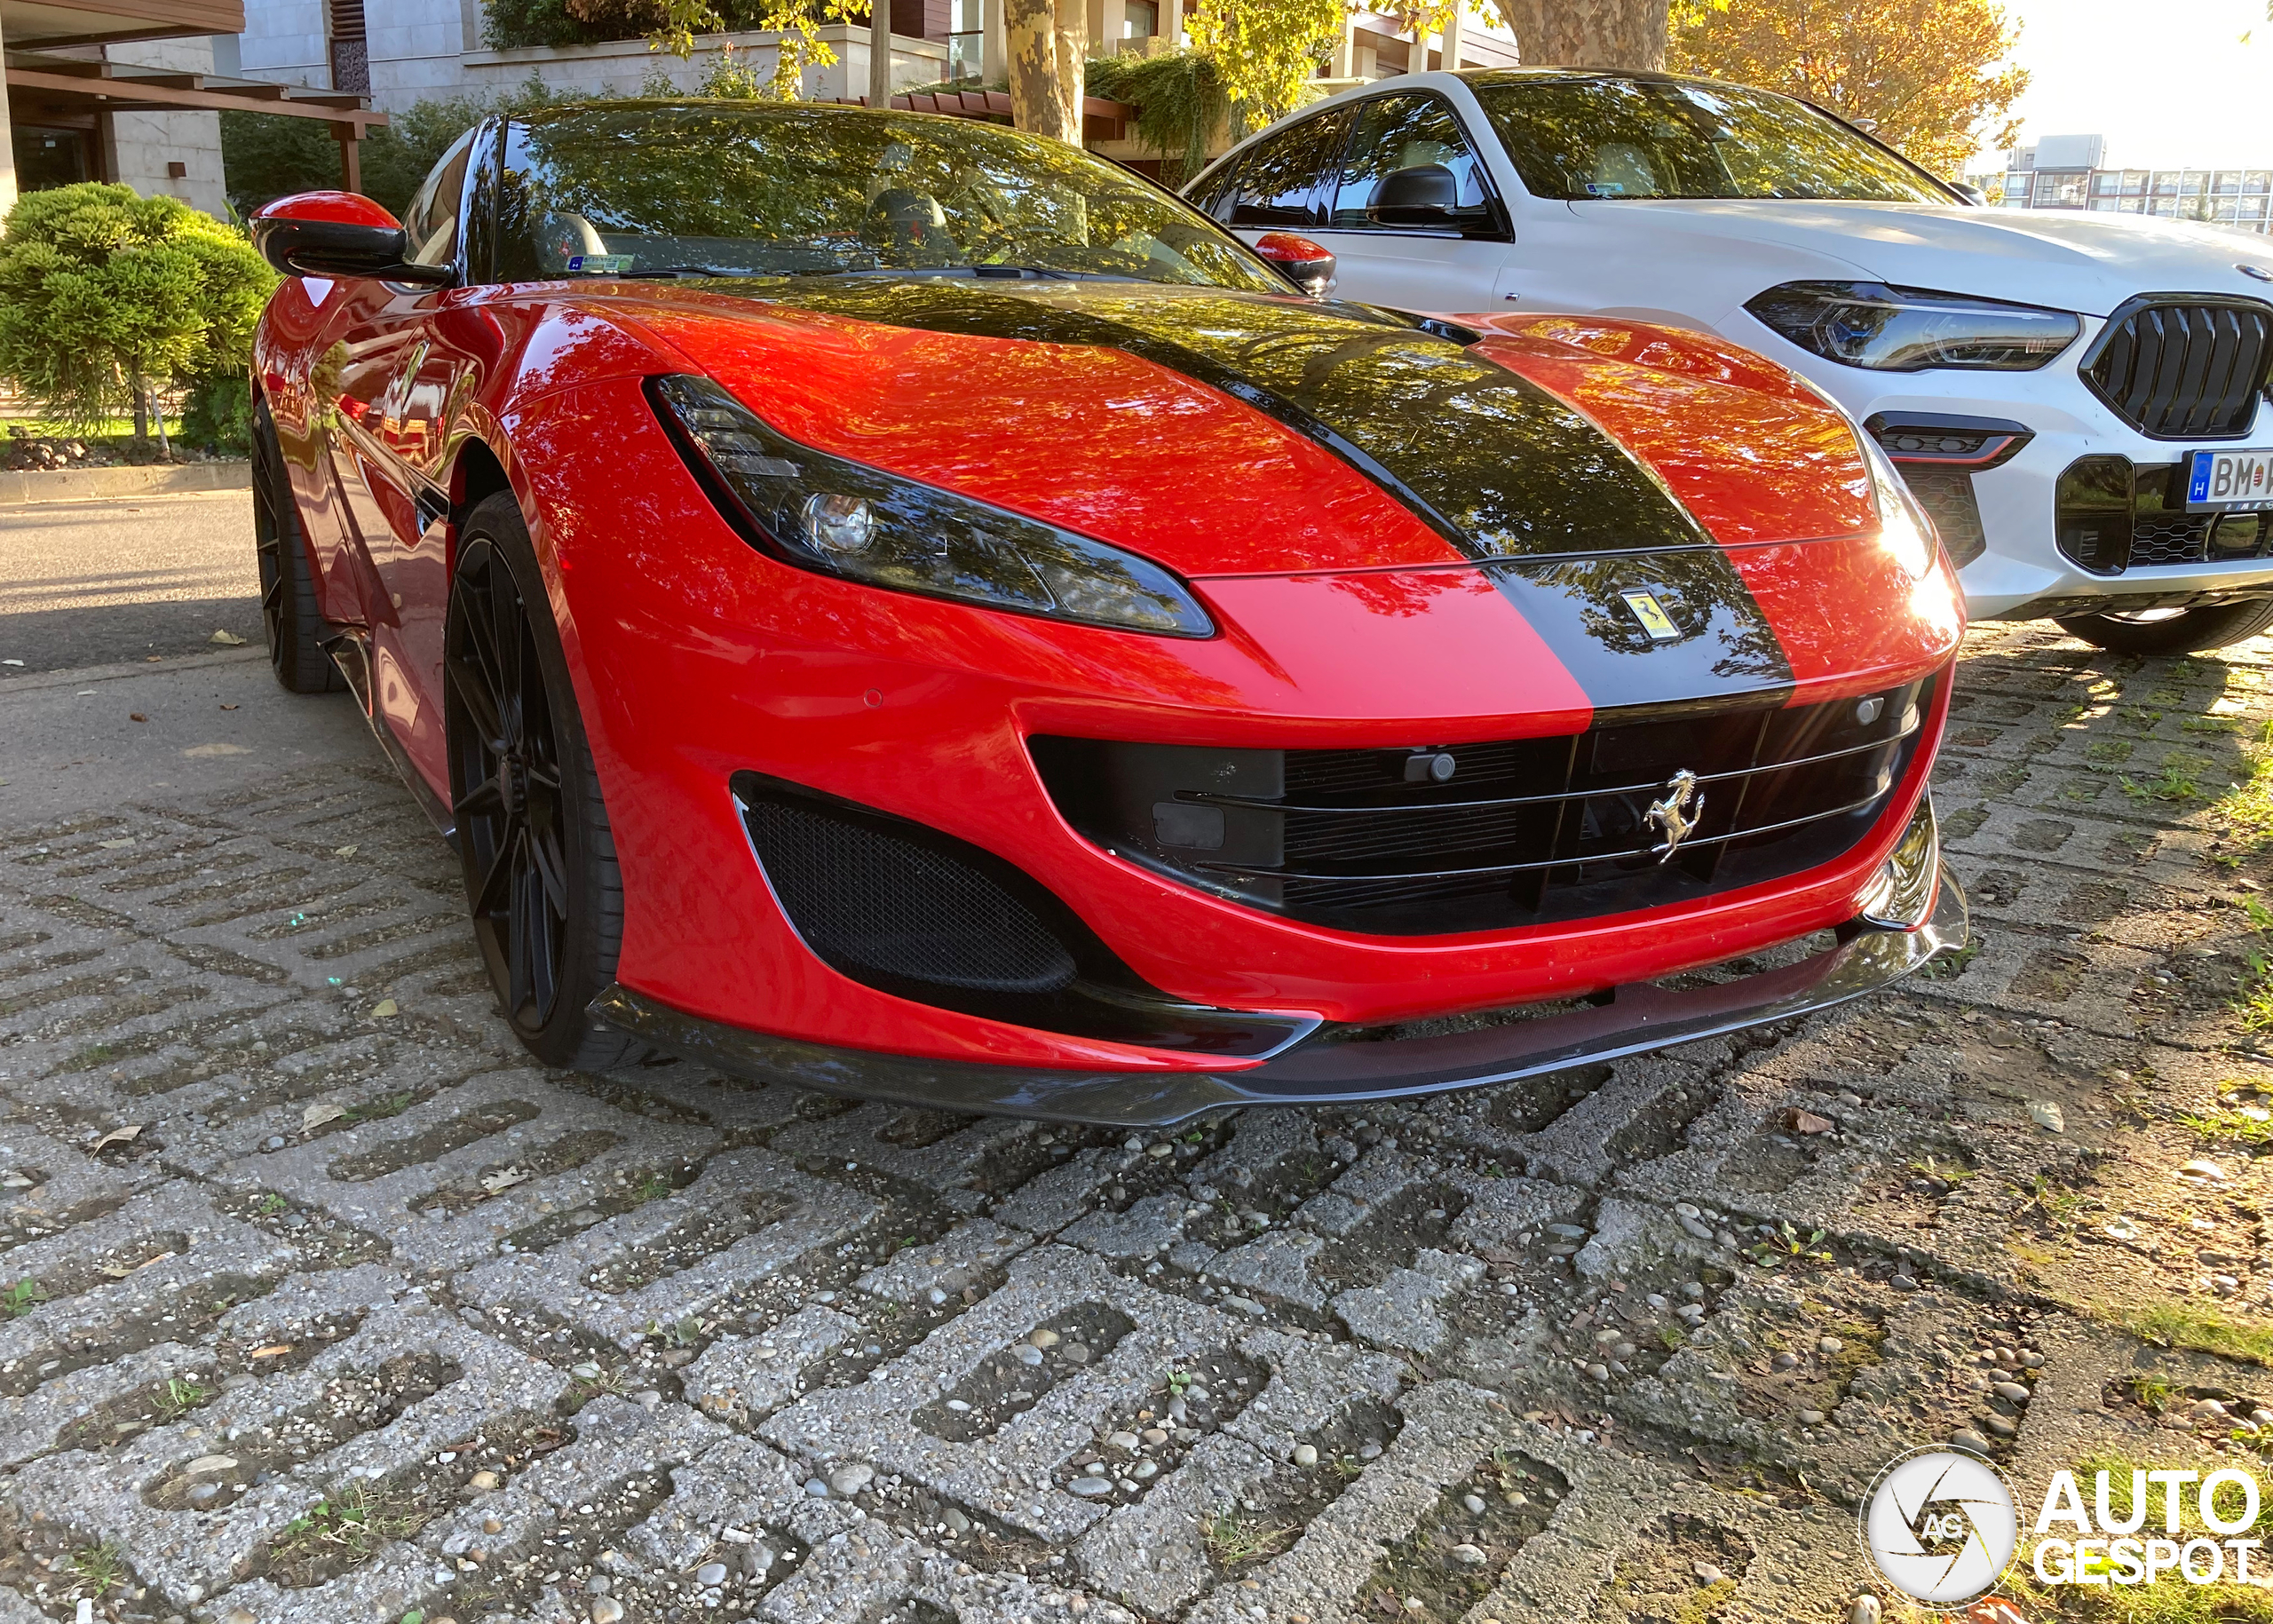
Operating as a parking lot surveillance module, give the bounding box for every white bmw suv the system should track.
[1188,68,2273,654]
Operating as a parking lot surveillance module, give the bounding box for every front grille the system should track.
[1033,679,1934,938]
[2082,297,2273,440]
[1902,468,1988,567]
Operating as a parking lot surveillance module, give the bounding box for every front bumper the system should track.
[590,854,1968,1128]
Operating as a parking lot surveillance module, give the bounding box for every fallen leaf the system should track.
[99,1263,135,1279]
[479,1167,531,1194]
[302,1101,347,1131]
[219,702,240,711]
[132,1251,176,1271]
[1,658,22,666]
[334,844,360,858]
[2027,1100,2065,1134]
[1785,1108,1833,1135]
[91,1124,143,1152]
[249,1343,293,1359]
[97,837,135,849]
[210,629,247,646]
[369,998,399,1018]
[2179,1158,2230,1184]
[130,712,147,723]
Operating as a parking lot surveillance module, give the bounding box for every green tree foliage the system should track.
[221,76,594,218]
[1084,51,1232,185]
[1669,0,2026,177]
[1182,0,1341,131]
[639,0,866,100]
[0,183,275,435]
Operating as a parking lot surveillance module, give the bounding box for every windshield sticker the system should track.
[1584,182,1628,195]
[566,253,634,273]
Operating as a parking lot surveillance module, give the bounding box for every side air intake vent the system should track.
[740,788,1074,995]
[727,772,1318,1059]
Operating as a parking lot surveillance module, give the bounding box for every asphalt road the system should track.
[0,490,260,674]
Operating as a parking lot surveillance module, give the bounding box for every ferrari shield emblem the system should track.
[1620,590,1682,643]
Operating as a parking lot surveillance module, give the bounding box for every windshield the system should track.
[1470,77,1952,203]
[493,103,1286,291]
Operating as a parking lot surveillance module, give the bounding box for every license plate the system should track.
[2187,446,2273,511]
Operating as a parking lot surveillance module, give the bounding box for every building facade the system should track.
[230,0,1518,138]
[3,0,377,219]
[1968,133,2272,236]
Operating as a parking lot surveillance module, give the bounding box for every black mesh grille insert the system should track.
[1033,677,1937,938]
[741,796,1076,994]
[1902,468,1988,568]
[2083,297,2273,440]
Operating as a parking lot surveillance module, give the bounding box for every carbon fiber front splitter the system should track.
[589,859,1968,1129]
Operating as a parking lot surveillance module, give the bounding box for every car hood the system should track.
[611,275,1877,581]
[1580,199,2273,319]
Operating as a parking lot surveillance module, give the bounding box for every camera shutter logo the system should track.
[1859,1447,2017,1607]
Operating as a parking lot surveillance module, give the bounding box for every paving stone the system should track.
[461,1146,879,1347]
[761,1246,1247,1541]
[233,1067,723,1271]
[1334,1249,1485,1356]
[684,1303,861,1422]
[855,1216,1032,1303]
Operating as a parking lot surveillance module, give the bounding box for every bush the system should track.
[178,370,256,456]
[0,183,275,434]
[1085,51,1232,187]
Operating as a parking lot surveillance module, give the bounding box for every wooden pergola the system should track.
[4,51,384,188]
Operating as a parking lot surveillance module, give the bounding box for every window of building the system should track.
[1122,1,1158,36]
[11,126,91,192]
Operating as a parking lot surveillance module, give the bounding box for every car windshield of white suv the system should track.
[1472,77,1951,202]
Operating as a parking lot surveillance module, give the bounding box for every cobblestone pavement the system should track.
[11,620,2273,1624]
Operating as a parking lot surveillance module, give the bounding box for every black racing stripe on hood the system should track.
[732,277,1708,561]
[717,276,1794,709]
[1491,551,1794,717]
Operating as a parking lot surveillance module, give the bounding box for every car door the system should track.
[325,130,485,789]
[1309,91,1515,315]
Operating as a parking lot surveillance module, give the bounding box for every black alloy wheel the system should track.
[442,493,642,1069]
[250,400,345,693]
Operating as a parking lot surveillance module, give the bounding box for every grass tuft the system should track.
[2128,1302,2273,1366]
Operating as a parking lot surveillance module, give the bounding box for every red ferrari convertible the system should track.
[248,99,1966,1124]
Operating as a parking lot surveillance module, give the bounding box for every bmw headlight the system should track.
[1857,428,1939,580]
[1746,281,2080,372]
[650,374,1214,638]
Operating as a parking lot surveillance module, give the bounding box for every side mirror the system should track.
[1252,231,1337,298]
[1369,163,1461,226]
[1950,182,1988,207]
[250,191,455,287]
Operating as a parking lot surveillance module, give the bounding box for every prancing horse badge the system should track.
[1620,589,1682,643]
[1647,769,1705,861]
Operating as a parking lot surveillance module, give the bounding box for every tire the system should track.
[441,492,645,1070]
[2054,599,2273,656]
[251,399,347,693]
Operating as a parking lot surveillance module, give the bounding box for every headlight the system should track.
[1857,428,1938,579]
[649,374,1214,638]
[1746,281,2080,371]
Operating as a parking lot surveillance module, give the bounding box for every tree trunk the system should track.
[151,387,170,460]
[1006,0,1084,140]
[1052,0,1086,139]
[1494,0,1668,69]
[869,0,893,106]
[131,366,147,440]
